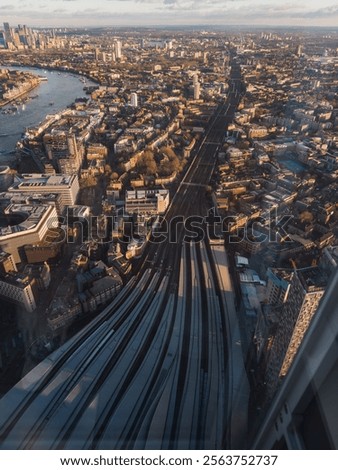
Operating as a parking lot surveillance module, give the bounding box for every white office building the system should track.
[9,174,79,211]
[115,40,122,59]
[0,203,58,263]
[125,189,170,215]
[193,82,201,100]
[130,92,138,108]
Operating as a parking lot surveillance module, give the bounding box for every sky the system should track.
[1,0,338,28]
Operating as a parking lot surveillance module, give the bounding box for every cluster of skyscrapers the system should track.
[0,22,56,50]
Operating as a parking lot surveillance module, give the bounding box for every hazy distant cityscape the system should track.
[0,17,337,450]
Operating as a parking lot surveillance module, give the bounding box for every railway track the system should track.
[0,59,245,450]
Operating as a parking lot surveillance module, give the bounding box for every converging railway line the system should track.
[0,59,248,450]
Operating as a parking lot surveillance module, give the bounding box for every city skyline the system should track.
[1,0,338,28]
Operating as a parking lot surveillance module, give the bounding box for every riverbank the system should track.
[0,59,101,86]
[0,67,94,165]
[0,81,41,108]
[0,69,42,108]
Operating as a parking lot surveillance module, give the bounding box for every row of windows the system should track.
[0,282,35,306]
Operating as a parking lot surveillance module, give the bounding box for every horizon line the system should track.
[2,23,338,31]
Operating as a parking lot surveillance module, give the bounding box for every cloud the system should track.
[241,3,338,19]
[272,3,305,12]
[300,5,338,18]
[105,0,245,4]
[1,0,338,26]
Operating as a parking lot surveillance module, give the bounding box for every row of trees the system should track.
[136,146,182,177]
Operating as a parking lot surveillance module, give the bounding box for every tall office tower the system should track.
[193,73,199,85]
[130,92,138,108]
[23,25,31,38]
[0,32,6,48]
[296,44,302,57]
[253,269,338,449]
[3,22,10,35]
[264,267,329,401]
[265,268,292,305]
[193,81,201,100]
[3,22,12,45]
[17,24,28,47]
[12,31,21,48]
[115,40,122,59]
[94,47,100,61]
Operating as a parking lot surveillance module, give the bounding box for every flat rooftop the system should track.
[126,189,169,200]
[0,204,54,237]
[297,266,330,292]
[11,174,76,190]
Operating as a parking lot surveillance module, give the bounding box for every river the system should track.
[0,67,95,164]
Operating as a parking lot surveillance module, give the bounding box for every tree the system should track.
[160,145,176,160]
[299,211,314,223]
[137,150,157,176]
[104,164,112,175]
[158,146,180,175]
